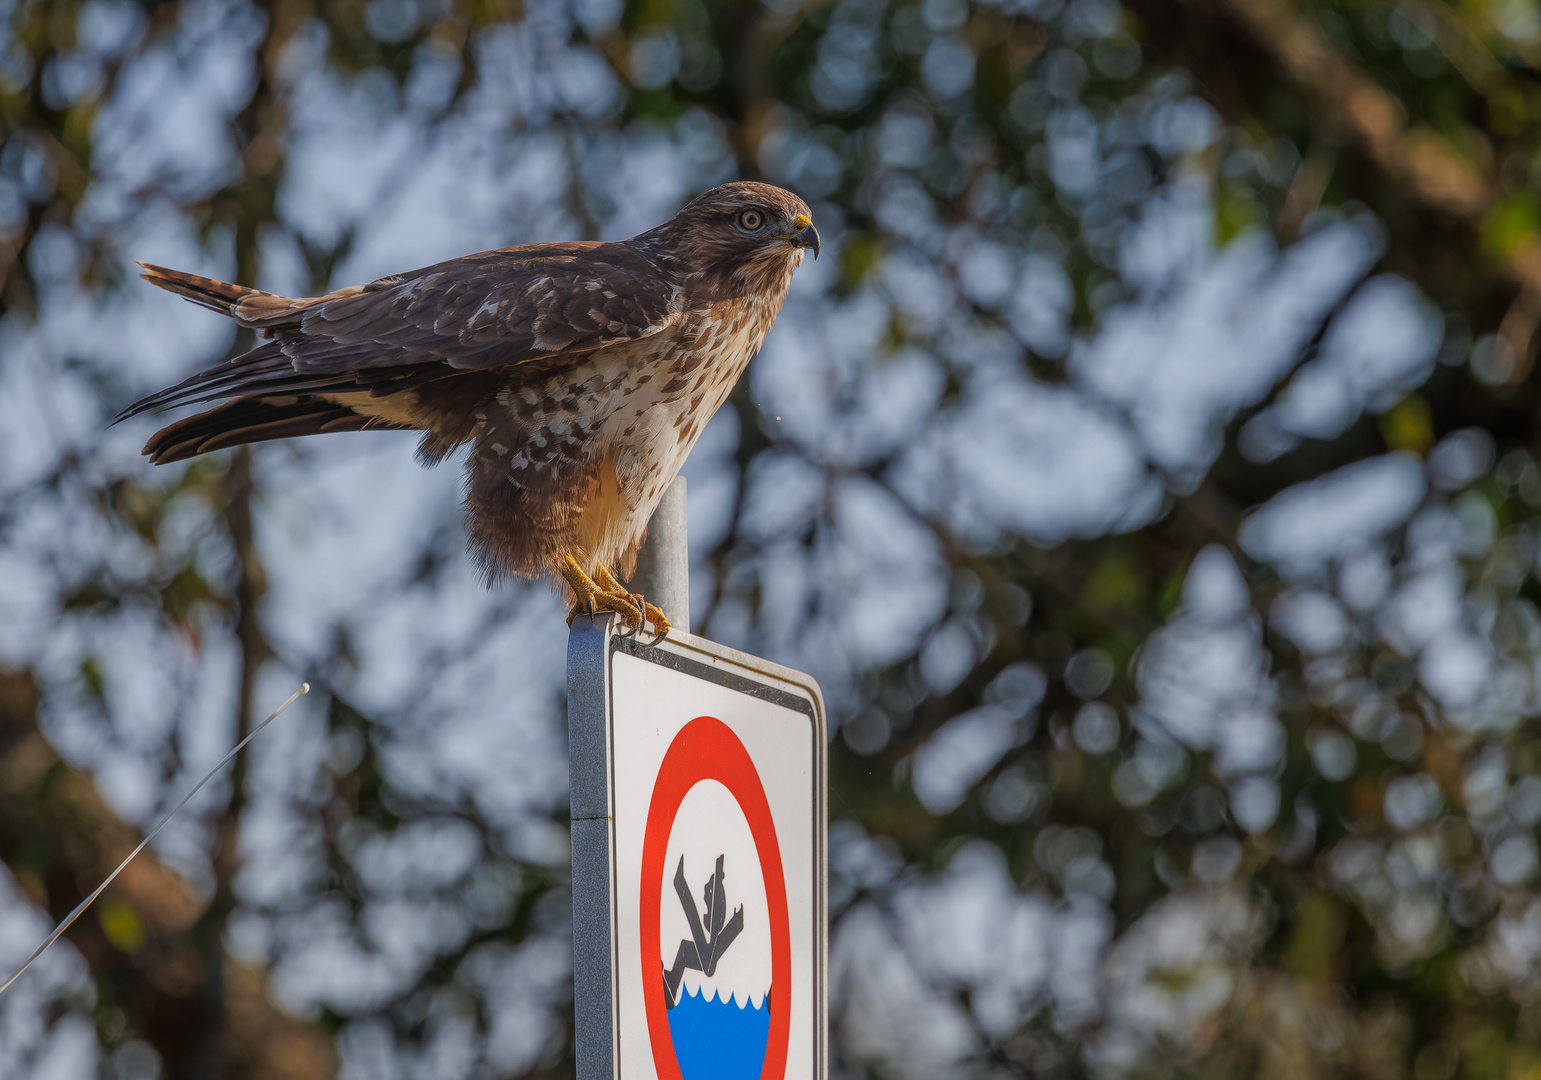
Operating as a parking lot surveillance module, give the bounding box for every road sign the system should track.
[568,614,827,1080]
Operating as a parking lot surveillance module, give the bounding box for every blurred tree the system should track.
[4,0,1541,1076]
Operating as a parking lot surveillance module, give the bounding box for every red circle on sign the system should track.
[640,716,791,1080]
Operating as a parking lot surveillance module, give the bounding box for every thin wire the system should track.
[0,682,311,998]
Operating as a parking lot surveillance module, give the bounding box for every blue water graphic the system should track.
[665,984,771,1080]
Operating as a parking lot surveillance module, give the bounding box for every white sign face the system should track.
[567,623,826,1080]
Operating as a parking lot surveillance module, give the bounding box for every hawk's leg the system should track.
[560,556,643,629]
[559,557,671,641]
[595,566,672,643]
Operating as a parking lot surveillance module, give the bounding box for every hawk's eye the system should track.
[738,209,764,231]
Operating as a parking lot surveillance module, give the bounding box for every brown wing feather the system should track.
[142,397,410,464]
[282,244,679,372]
[123,241,681,432]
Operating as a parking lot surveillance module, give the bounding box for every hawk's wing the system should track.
[278,243,680,371]
[121,241,680,419]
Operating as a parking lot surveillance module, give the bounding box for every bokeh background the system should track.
[1,0,1539,1075]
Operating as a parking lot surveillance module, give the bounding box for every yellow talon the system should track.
[559,556,669,641]
[641,602,671,644]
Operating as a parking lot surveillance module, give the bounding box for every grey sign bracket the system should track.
[568,613,621,1080]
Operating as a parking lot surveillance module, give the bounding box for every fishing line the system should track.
[0,682,310,997]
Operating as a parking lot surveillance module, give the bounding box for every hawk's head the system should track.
[651,181,819,297]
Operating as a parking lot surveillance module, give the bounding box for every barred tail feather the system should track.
[137,262,263,314]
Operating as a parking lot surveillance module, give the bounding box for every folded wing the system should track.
[119,242,680,423]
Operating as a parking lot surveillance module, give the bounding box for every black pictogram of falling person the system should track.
[662,853,745,1008]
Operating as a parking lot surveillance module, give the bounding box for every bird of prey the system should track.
[120,182,819,638]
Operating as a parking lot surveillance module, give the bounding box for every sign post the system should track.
[567,614,827,1080]
[628,477,691,632]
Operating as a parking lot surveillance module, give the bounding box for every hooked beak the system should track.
[790,214,820,259]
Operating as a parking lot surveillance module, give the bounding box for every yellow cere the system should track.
[793,213,812,231]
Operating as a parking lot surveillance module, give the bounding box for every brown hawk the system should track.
[120,182,819,637]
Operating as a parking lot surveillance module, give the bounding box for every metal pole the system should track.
[629,476,689,633]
